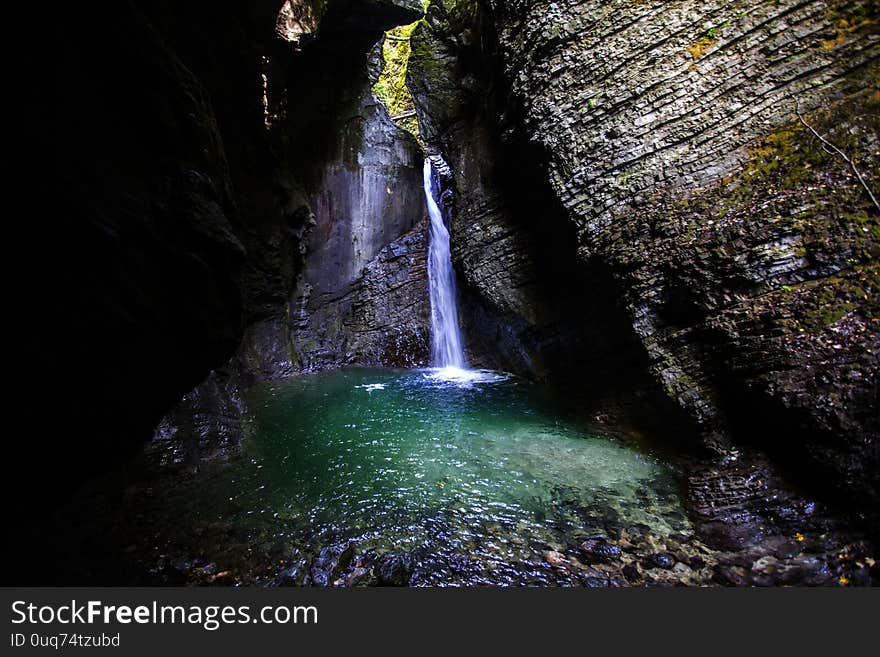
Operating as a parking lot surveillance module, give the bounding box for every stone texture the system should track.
[472,0,879,515]
[156,1,431,453]
[408,0,705,436]
[291,219,430,370]
[687,450,874,586]
[290,85,430,370]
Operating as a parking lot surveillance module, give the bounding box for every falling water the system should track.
[423,157,466,369]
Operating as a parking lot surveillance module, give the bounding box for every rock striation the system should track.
[410,0,879,518]
[154,1,430,459]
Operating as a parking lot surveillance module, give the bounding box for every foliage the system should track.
[824,1,878,50]
[372,19,423,138]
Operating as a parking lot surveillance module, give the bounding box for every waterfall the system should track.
[423,157,467,369]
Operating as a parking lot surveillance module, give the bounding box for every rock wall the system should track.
[416,0,879,514]
[407,1,703,439]
[15,2,253,526]
[19,0,426,528]
[290,83,430,371]
[154,2,431,460]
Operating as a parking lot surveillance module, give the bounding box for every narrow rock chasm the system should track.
[17,0,879,586]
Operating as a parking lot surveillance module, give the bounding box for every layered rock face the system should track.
[415,0,878,514]
[289,85,429,372]
[154,1,430,461]
[408,1,704,438]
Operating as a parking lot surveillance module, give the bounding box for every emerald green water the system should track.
[222,367,691,585]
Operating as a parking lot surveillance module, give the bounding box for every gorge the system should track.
[19,0,880,586]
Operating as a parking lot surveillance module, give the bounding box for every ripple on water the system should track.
[169,368,692,585]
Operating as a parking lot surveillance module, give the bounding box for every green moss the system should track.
[797,264,878,329]
[612,68,879,350]
[372,15,425,139]
[687,36,715,60]
[717,79,880,268]
[408,23,444,76]
[825,1,878,49]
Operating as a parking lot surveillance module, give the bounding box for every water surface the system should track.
[227,368,690,585]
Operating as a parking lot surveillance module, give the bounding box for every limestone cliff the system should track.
[410,0,879,514]
[289,81,429,372]
[154,2,430,461]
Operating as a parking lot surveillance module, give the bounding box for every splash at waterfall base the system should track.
[422,157,502,384]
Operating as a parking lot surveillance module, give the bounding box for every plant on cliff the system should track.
[795,102,880,215]
[372,3,431,139]
[824,2,878,50]
[687,35,716,60]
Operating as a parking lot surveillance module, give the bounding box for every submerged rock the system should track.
[646,553,676,570]
[543,550,567,568]
[578,537,622,564]
[377,552,414,586]
[310,544,356,587]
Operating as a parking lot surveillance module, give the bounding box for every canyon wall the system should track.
[288,77,429,372]
[407,1,695,436]
[411,0,879,514]
[153,1,431,463]
[20,2,255,524]
[23,0,426,521]
[35,0,878,544]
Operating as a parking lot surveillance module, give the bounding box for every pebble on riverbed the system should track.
[579,537,622,564]
[543,550,567,568]
[646,553,676,570]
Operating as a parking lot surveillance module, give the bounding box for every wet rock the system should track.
[310,544,355,587]
[779,555,833,586]
[343,567,376,587]
[208,571,234,585]
[646,553,676,570]
[543,550,567,568]
[672,562,693,577]
[713,565,749,587]
[751,556,780,577]
[762,536,800,561]
[377,552,414,586]
[273,563,305,587]
[578,537,622,564]
[622,563,642,582]
[688,556,706,570]
[192,563,217,580]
